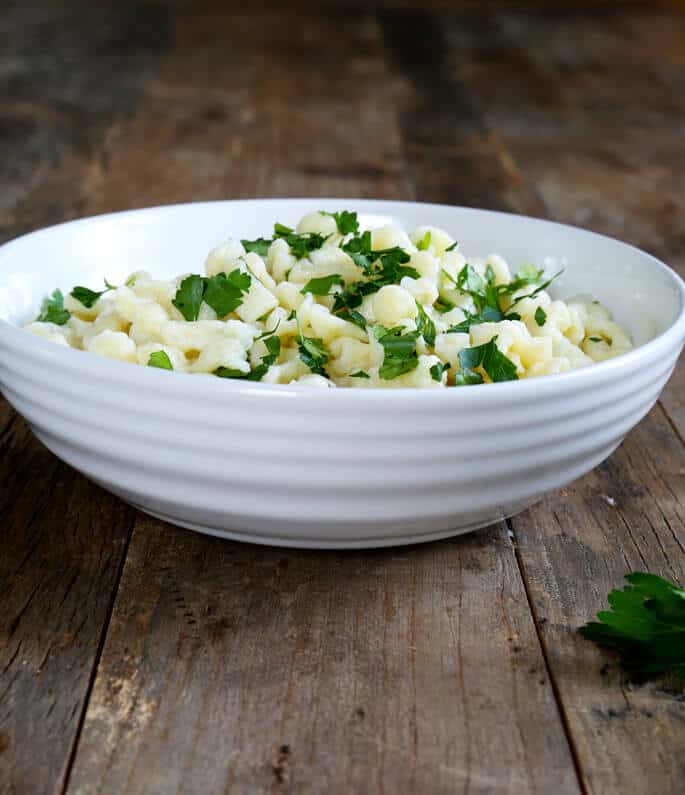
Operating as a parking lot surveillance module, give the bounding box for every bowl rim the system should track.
[1,197,684,403]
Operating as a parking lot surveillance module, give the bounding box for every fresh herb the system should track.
[350,370,370,379]
[445,241,459,252]
[454,369,484,386]
[416,230,431,251]
[297,321,330,376]
[300,274,345,296]
[457,337,518,384]
[415,301,436,347]
[335,308,367,330]
[273,223,328,260]
[172,274,206,321]
[321,210,359,236]
[203,269,251,317]
[497,264,545,297]
[36,289,70,325]
[148,350,173,370]
[446,306,504,334]
[434,296,456,313]
[125,274,138,287]
[215,333,281,382]
[241,238,272,256]
[588,336,603,343]
[374,325,419,380]
[579,572,685,679]
[287,309,297,321]
[430,362,450,382]
[535,306,547,327]
[70,281,115,309]
[507,270,564,313]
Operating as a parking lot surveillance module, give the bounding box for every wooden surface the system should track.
[1,2,684,793]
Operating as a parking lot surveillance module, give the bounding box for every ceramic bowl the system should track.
[1,199,684,548]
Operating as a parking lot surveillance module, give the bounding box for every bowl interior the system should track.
[0,198,681,347]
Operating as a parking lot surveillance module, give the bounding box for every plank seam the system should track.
[507,518,589,795]
[58,513,137,795]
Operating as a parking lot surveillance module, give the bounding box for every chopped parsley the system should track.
[172,274,206,321]
[70,281,115,309]
[430,361,450,382]
[415,301,436,347]
[416,230,431,251]
[374,325,419,380]
[148,350,173,370]
[444,241,459,252]
[36,289,70,326]
[320,210,359,236]
[579,572,685,679]
[297,321,330,376]
[241,238,271,256]
[350,370,370,379]
[215,332,281,381]
[172,269,251,321]
[456,337,518,384]
[588,336,603,343]
[203,269,251,317]
[300,274,345,296]
[335,308,367,330]
[287,309,297,321]
[535,306,547,327]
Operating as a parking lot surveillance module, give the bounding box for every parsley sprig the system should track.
[297,320,330,376]
[242,222,328,261]
[580,572,685,679]
[374,325,419,380]
[172,269,251,321]
[455,336,518,385]
[320,210,359,236]
[36,289,71,326]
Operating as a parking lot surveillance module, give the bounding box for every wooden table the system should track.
[2,2,684,793]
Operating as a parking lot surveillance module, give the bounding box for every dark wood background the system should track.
[1,1,684,793]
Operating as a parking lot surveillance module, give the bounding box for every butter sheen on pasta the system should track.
[25,211,632,388]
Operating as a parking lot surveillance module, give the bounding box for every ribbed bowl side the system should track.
[0,327,681,545]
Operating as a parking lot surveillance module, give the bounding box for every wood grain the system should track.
[0,399,135,795]
[67,520,579,795]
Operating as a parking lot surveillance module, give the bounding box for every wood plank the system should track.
[0,2,170,792]
[511,406,685,794]
[67,520,579,795]
[64,5,579,793]
[420,5,685,792]
[0,400,136,795]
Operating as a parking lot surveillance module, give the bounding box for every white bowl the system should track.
[1,199,684,548]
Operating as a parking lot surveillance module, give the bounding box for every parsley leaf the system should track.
[579,572,685,679]
[588,336,603,343]
[507,270,564,313]
[497,263,545,297]
[274,223,328,260]
[335,308,367,330]
[457,337,518,383]
[203,269,251,317]
[454,369,484,386]
[416,230,431,251]
[445,241,459,252]
[71,281,114,309]
[535,306,547,327]
[297,321,330,376]
[446,306,505,334]
[350,370,370,379]
[148,351,173,370]
[321,210,359,236]
[241,238,272,256]
[300,274,345,296]
[173,275,206,321]
[415,301,436,347]
[374,325,419,380]
[430,361,450,382]
[215,332,281,382]
[37,289,70,325]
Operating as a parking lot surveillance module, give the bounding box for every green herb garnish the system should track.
[374,325,419,380]
[445,241,459,252]
[241,238,272,256]
[300,274,345,296]
[430,362,450,382]
[415,301,436,347]
[579,572,685,679]
[321,210,359,236]
[215,333,281,382]
[535,306,547,327]
[416,230,431,251]
[203,269,251,317]
[36,289,71,326]
[172,274,206,321]
[148,350,173,370]
[457,336,518,384]
[70,280,115,309]
[297,320,330,376]
[588,336,603,343]
[350,370,370,379]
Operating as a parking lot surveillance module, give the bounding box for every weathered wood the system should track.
[510,406,685,794]
[62,5,579,794]
[67,520,579,795]
[0,400,135,795]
